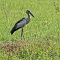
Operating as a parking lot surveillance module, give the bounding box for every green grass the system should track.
[0,0,60,60]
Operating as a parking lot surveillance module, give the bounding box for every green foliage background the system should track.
[0,0,60,60]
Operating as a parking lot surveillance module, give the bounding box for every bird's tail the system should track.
[10,26,16,35]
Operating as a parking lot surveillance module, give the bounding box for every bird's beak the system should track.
[29,12,34,17]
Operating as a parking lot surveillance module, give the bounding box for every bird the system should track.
[10,10,34,40]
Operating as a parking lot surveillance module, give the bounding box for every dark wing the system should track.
[15,18,27,29]
[10,18,27,34]
[15,18,25,25]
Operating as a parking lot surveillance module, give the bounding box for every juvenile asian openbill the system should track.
[10,10,34,39]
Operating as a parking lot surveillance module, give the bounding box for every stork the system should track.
[10,10,34,39]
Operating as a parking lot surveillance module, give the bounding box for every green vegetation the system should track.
[0,0,60,60]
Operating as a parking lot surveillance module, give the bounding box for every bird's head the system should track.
[26,10,34,17]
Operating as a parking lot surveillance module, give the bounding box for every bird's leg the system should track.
[21,28,25,40]
[21,28,23,40]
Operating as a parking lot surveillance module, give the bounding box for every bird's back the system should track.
[10,18,27,34]
[15,18,27,28]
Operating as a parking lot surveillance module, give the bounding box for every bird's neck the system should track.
[26,14,31,24]
[28,14,31,20]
